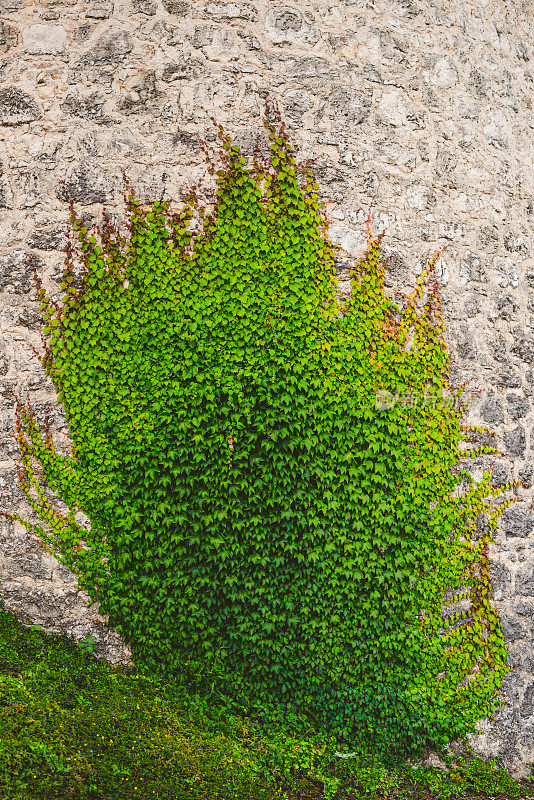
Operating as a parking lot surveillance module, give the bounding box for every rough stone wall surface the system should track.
[0,0,532,774]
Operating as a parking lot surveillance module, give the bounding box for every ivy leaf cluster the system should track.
[3,105,510,761]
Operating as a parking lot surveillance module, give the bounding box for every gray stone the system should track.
[515,600,534,617]
[0,470,25,507]
[86,0,114,17]
[0,355,8,376]
[57,164,112,206]
[518,464,534,488]
[469,67,489,98]
[453,324,476,360]
[517,40,529,61]
[163,0,189,12]
[169,130,202,152]
[0,250,44,294]
[435,149,458,177]
[204,3,257,21]
[504,232,528,254]
[119,71,158,111]
[3,554,53,581]
[73,24,94,44]
[268,6,303,31]
[363,172,379,197]
[0,408,12,432]
[516,565,534,597]
[488,334,508,362]
[0,173,11,209]
[61,93,113,125]
[0,380,17,399]
[463,297,479,318]
[490,462,509,486]
[1,584,80,618]
[489,561,511,601]
[500,613,526,643]
[327,87,372,127]
[162,62,203,82]
[478,225,500,251]
[265,6,318,46]
[496,294,517,321]
[459,252,486,284]
[0,88,41,126]
[493,256,518,289]
[520,684,534,719]
[291,58,335,80]
[500,506,534,538]
[27,223,67,251]
[511,329,534,364]
[498,369,522,388]
[132,0,157,12]
[0,20,17,53]
[507,394,529,420]
[0,439,18,461]
[22,24,66,55]
[481,394,504,424]
[383,251,408,288]
[504,425,526,455]
[82,30,133,66]
[16,306,42,329]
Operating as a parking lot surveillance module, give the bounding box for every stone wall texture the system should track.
[0,0,532,775]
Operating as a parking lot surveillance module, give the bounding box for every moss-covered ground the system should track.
[0,600,532,800]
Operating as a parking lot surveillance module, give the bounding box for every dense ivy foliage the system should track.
[3,109,511,760]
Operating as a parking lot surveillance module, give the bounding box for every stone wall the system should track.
[0,0,532,774]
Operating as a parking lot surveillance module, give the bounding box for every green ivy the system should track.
[3,106,511,761]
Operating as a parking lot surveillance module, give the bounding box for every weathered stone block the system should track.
[511,329,534,364]
[501,506,534,538]
[22,24,66,55]
[57,164,112,206]
[86,0,114,18]
[132,0,156,12]
[0,20,17,53]
[490,561,511,601]
[518,464,534,488]
[459,252,486,284]
[493,256,518,288]
[81,30,133,66]
[490,462,509,486]
[481,394,504,425]
[61,93,112,126]
[520,684,534,719]
[3,554,54,581]
[265,6,318,46]
[507,394,529,420]
[27,223,67,251]
[204,2,257,21]
[500,613,527,643]
[516,565,534,597]
[0,250,44,294]
[327,87,372,127]
[504,425,526,456]
[0,89,41,126]
[498,369,522,388]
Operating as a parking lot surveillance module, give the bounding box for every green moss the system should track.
[1,601,532,799]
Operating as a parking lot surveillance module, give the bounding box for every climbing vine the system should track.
[3,105,511,760]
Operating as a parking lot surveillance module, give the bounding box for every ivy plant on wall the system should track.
[2,105,511,761]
